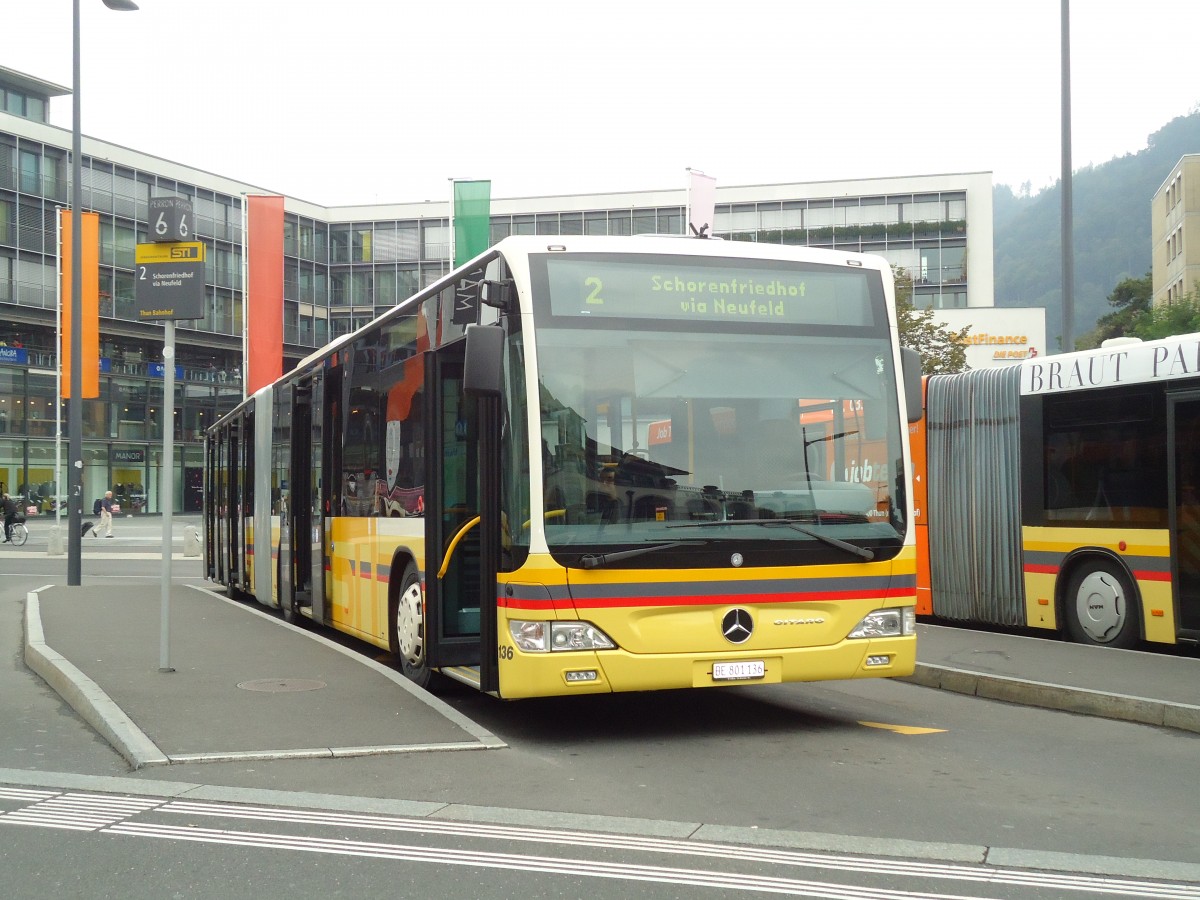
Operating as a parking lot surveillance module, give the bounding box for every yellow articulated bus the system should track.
[914,334,1200,648]
[205,235,923,698]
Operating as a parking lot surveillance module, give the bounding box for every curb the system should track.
[22,585,506,770]
[900,663,1200,735]
[22,590,170,769]
[1,766,1199,884]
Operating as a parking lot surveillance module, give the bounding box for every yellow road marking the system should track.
[858,721,946,735]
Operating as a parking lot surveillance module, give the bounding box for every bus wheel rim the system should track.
[395,580,424,665]
[1075,570,1124,643]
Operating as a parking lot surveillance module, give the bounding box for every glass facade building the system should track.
[0,65,993,516]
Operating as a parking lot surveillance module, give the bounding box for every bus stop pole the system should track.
[159,321,175,673]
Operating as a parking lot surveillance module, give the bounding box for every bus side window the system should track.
[1045,432,1078,510]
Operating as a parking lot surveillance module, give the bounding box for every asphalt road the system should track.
[2,551,1199,897]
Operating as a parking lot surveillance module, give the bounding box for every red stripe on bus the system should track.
[1023,563,1059,575]
[1025,563,1169,583]
[500,587,914,611]
[1132,569,1172,582]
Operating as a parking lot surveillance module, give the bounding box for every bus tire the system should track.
[1063,560,1140,649]
[389,562,432,689]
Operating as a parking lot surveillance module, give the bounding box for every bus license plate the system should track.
[712,660,765,681]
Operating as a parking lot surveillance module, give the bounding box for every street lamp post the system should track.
[68,0,138,586]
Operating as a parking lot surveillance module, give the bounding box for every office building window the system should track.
[422,223,448,260]
[560,212,583,235]
[908,199,942,223]
[297,221,315,259]
[18,150,39,194]
[631,210,655,235]
[352,226,372,262]
[943,246,966,283]
[330,226,350,263]
[0,370,20,435]
[373,225,400,262]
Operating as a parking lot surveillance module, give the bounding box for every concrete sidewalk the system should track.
[902,623,1200,734]
[8,514,204,560]
[23,583,504,769]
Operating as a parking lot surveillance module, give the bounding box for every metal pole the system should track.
[67,0,138,578]
[55,210,63,538]
[1061,0,1074,353]
[160,322,175,672]
[240,195,248,402]
[448,178,456,271]
[68,0,83,585]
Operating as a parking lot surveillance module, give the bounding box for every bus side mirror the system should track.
[464,324,504,397]
[901,348,924,423]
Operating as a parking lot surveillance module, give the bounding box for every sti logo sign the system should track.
[134,241,206,321]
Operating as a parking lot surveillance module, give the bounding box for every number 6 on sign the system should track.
[147,197,192,243]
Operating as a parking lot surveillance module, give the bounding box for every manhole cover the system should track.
[236,678,327,693]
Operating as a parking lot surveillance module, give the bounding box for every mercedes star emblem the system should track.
[721,608,754,644]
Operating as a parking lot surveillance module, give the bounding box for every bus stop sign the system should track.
[134,241,206,321]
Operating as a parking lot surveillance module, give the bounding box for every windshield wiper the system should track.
[579,541,699,570]
[666,518,875,561]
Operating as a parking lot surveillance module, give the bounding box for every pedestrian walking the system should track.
[97,490,115,538]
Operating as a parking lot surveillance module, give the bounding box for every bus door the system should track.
[204,432,218,581]
[236,407,254,592]
[224,417,241,589]
[426,342,498,691]
[1168,393,1200,636]
[290,372,325,622]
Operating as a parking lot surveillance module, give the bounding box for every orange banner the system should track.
[246,195,285,395]
[60,210,100,399]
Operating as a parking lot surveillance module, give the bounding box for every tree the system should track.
[892,267,970,374]
[1076,273,1200,347]
[1134,283,1200,341]
[1076,272,1152,349]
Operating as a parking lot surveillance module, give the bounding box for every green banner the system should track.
[453,180,491,267]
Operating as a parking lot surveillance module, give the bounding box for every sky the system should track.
[7,0,1200,206]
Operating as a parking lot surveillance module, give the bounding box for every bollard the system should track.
[183,526,201,557]
[47,524,65,556]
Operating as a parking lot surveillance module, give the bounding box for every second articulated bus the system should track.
[914,334,1200,648]
[206,235,924,698]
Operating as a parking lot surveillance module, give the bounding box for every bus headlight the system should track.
[847,607,916,639]
[509,620,616,652]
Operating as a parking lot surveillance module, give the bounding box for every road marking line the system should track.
[858,721,947,735]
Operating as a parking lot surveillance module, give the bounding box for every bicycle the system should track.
[4,516,28,547]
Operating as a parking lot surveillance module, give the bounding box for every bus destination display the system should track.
[545,256,874,327]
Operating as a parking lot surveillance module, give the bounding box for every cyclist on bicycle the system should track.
[2,493,17,543]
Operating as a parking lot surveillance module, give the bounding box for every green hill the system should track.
[993,110,1200,345]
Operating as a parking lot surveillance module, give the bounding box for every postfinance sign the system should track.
[134,241,206,321]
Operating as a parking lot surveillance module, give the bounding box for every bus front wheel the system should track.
[1064,561,1140,649]
[390,563,432,688]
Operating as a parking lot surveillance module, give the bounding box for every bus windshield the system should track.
[529,251,906,565]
